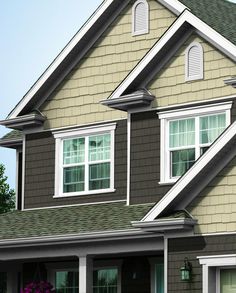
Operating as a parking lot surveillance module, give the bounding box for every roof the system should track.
[179,0,236,45]
[0,202,153,240]
[1,130,22,141]
[0,130,23,149]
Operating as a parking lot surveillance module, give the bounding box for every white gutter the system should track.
[0,229,163,249]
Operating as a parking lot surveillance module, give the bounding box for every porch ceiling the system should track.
[0,202,153,241]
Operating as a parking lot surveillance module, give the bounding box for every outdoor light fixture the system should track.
[180,258,192,281]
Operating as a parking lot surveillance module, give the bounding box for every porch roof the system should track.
[0,202,153,240]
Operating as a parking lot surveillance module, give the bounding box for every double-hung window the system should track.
[159,102,232,183]
[53,124,116,197]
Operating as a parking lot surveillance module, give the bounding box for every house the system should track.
[0,0,236,292]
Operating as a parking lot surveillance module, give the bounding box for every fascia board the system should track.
[185,11,236,62]
[0,229,163,249]
[108,9,236,101]
[142,120,236,222]
[7,0,116,120]
[157,0,188,15]
[0,139,23,149]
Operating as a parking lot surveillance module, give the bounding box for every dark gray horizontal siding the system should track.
[24,120,127,209]
[231,100,236,121]
[168,234,236,292]
[130,111,171,204]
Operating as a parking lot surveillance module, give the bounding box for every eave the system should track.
[132,218,197,232]
[0,229,162,249]
[0,113,46,130]
[0,138,22,149]
[224,77,236,88]
[101,89,155,111]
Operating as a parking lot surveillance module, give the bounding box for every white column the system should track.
[79,255,93,293]
[202,265,208,293]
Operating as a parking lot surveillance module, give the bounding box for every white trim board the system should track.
[142,119,236,221]
[108,9,236,101]
[158,0,187,15]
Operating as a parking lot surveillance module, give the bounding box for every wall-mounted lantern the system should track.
[180,258,192,281]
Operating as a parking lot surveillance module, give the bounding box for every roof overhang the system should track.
[132,218,197,232]
[0,229,162,250]
[0,138,22,149]
[158,0,188,15]
[224,77,236,88]
[0,113,46,130]
[101,89,155,111]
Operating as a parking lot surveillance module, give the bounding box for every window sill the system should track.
[158,180,176,186]
[53,188,116,198]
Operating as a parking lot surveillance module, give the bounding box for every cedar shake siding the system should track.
[130,111,171,204]
[148,35,236,109]
[24,120,127,209]
[168,234,236,292]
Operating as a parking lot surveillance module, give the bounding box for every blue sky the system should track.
[0,0,100,188]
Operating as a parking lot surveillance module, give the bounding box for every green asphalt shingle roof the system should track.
[1,130,22,141]
[179,0,236,45]
[0,202,153,240]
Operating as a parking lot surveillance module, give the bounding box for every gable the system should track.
[187,154,236,235]
[39,0,176,130]
[147,34,236,108]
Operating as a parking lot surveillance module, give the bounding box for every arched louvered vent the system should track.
[185,42,204,81]
[132,0,149,36]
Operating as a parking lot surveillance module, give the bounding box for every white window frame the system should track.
[216,266,236,293]
[198,254,236,293]
[93,260,122,293]
[132,0,149,36]
[158,102,232,184]
[185,41,204,81]
[53,123,116,197]
[46,262,78,291]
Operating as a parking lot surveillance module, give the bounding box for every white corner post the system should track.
[79,255,93,293]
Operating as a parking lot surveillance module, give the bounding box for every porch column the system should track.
[7,270,18,293]
[79,255,93,293]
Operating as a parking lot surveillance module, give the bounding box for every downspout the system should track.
[126,112,131,205]
[164,236,168,293]
[21,134,26,210]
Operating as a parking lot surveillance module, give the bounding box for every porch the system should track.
[1,254,164,293]
[0,232,165,293]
